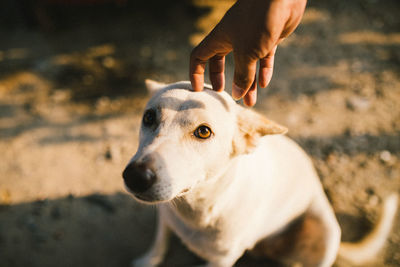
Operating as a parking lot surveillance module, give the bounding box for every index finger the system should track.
[190,27,231,92]
[190,49,208,92]
[190,39,221,92]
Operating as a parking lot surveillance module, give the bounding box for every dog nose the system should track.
[122,163,157,193]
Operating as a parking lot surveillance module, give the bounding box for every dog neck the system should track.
[168,157,244,228]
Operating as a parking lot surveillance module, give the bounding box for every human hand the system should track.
[190,0,307,106]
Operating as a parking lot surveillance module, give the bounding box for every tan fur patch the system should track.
[250,212,326,267]
[232,107,287,155]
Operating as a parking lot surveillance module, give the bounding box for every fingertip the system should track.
[193,85,204,92]
[243,91,257,107]
[190,74,204,92]
[259,78,267,89]
[243,79,257,106]
[192,83,204,92]
[259,67,273,88]
[232,83,246,100]
[190,58,206,92]
[259,46,276,89]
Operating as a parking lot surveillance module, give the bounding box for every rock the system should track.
[380,150,392,163]
[346,96,371,111]
[102,56,116,68]
[51,90,71,103]
[368,194,379,207]
[104,147,112,160]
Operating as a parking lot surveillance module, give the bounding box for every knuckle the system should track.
[190,48,207,66]
[190,47,199,58]
[190,49,199,62]
[190,46,204,61]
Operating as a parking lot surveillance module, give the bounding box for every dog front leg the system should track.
[132,214,170,267]
[309,193,341,267]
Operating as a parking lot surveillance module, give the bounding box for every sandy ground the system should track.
[0,0,399,266]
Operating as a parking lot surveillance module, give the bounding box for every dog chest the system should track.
[160,204,243,261]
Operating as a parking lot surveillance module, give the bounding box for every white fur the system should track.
[126,80,398,267]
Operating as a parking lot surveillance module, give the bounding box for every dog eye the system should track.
[194,125,212,139]
[143,109,156,127]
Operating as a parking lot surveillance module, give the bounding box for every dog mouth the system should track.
[125,183,191,203]
[133,193,153,202]
[133,187,191,203]
[176,187,191,197]
[124,185,159,203]
[131,192,168,204]
[181,188,190,194]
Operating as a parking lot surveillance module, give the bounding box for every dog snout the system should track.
[122,162,157,193]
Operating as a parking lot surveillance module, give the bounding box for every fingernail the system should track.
[232,83,245,100]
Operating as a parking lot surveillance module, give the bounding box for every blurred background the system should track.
[0,0,399,266]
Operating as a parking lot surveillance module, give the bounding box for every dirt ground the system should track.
[0,0,399,266]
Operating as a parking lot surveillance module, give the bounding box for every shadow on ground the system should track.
[0,193,379,267]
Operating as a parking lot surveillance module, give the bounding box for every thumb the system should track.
[232,53,257,100]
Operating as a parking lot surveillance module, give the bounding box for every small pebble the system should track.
[380,150,392,163]
[104,147,112,160]
[346,97,371,111]
[368,195,379,207]
[102,56,115,68]
[52,90,71,103]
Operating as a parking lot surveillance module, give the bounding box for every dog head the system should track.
[122,80,287,203]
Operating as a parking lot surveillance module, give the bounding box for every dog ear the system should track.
[232,107,288,155]
[145,79,166,95]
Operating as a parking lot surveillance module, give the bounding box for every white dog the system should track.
[122,80,398,267]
